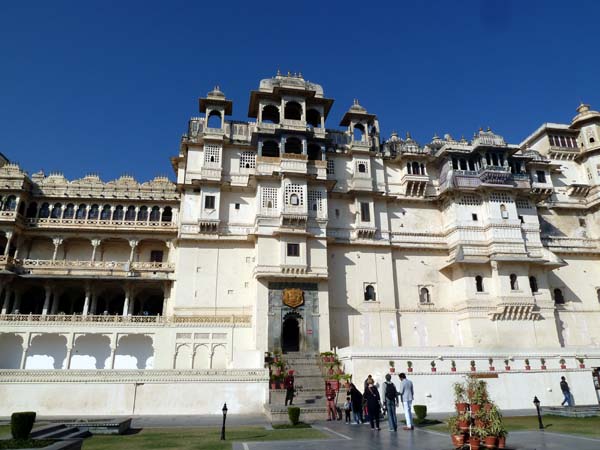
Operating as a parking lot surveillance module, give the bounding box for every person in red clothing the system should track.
[284,370,295,406]
[325,382,337,421]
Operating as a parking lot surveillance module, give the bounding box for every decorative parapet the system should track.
[489,298,541,321]
[0,314,252,327]
[25,217,177,232]
[541,236,599,253]
[15,259,175,278]
[0,368,269,383]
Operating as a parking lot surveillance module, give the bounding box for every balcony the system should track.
[256,156,280,176]
[281,119,307,131]
[307,160,327,180]
[478,166,512,184]
[401,173,429,196]
[311,128,327,139]
[25,217,176,232]
[350,138,372,151]
[256,122,278,134]
[0,211,18,222]
[280,205,308,228]
[350,173,373,191]
[568,183,591,197]
[203,127,225,139]
[354,225,377,239]
[16,259,175,278]
[199,165,222,181]
[541,236,599,253]
[531,181,553,198]
[280,153,308,174]
[512,173,531,189]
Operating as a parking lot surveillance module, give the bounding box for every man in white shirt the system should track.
[398,372,414,430]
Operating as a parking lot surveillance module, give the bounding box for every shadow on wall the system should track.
[0,333,24,368]
[115,335,154,369]
[71,334,111,369]
[26,334,68,369]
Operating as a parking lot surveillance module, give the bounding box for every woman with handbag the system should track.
[363,380,381,430]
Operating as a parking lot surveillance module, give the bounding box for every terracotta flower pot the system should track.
[541,365,546,370]
[525,366,531,370]
[505,366,510,371]
[580,364,586,369]
[470,437,481,450]
[489,366,495,371]
[475,419,485,428]
[431,367,437,372]
[456,402,468,413]
[408,367,413,373]
[497,436,506,448]
[451,434,465,448]
[270,382,277,390]
[470,366,476,371]
[484,435,498,448]
[451,367,457,372]
[390,367,395,373]
[561,364,566,369]
[458,419,469,431]
[470,404,481,413]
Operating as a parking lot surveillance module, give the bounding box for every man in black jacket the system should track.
[383,373,399,431]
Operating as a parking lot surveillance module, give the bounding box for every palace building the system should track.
[2,73,600,415]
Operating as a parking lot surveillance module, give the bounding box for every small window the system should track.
[419,287,431,304]
[235,203,240,210]
[472,213,478,221]
[364,285,376,301]
[591,137,596,144]
[475,276,484,293]
[287,243,300,257]
[500,204,509,219]
[536,171,546,183]
[335,209,340,218]
[205,195,215,209]
[290,194,300,206]
[529,276,538,293]
[358,163,366,173]
[554,288,565,304]
[579,218,586,227]
[510,274,518,290]
[518,215,524,224]
[360,202,370,222]
[150,250,164,263]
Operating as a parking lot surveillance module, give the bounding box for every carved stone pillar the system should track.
[90,291,98,315]
[82,285,91,316]
[52,237,63,261]
[123,286,131,317]
[20,341,28,369]
[65,346,73,369]
[42,284,52,315]
[50,288,59,314]
[128,240,139,263]
[12,290,22,314]
[1,287,12,315]
[109,345,117,369]
[4,231,13,256]
[90,239,101,262]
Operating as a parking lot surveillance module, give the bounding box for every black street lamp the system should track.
[533,396,544,429]
[220,403,228,440]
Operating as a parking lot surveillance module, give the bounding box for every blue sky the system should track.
[1,0,598,181]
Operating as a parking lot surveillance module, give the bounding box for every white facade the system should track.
[2,75,600,415]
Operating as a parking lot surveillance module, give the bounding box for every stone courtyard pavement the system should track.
[232,420,600,450]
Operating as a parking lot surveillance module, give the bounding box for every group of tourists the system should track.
[328,373,415,431]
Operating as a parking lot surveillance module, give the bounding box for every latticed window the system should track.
[239,152,256,169]
[326,159,335,175]
[355,160,369,174]
[490,193,513,203]
[516,199,532,209]
[308,190,323,212]
[458,194,482,206]
[261,187,278,210]
[204,144,221,164]
[284,184,304,206]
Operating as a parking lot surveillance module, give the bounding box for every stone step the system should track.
[33,426,90,440]
[31,424,66,438]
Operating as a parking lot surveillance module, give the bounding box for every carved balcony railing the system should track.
[281,118,307,131]
[350,173,373,191]
[0,210,18,221]
[541,236,599,252]
[15,259,175,277]
[307,160,327,180]
[478,166,512,184]
[0,313,252,326]
[25,217,177,231]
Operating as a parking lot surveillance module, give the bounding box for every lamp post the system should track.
[220,403,228,440]
[533,396,544,429]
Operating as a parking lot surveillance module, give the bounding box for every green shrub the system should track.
[287,406,301,425]
[11,411,36,439]
[413,404,427,421]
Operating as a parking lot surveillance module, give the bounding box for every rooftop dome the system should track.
[207,85,226,99]
[571,103,600,127]
[348,99,367,113]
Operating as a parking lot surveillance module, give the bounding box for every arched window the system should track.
[88,204,99,220]
[554,288,564,304]
[149,206,160,222]
[100,205,111,220]
[358,163,366,173]
[262,104,280,124]
[412,162,420,175]
[485,153,491,165]
[452,158,458,170]
[207,110,222,129]
[353,124,365,142]
[284,101,302,120]
[419,287,431,304]
[591,137,596,144]
[137,206,148,221]
[510,274,518,290]
[500,204,509,219]
[307,143,321,161]
[3,195,17,211]
[76,204,87,219]
[475,275,484,293]
[18,201,25,215]
[407,162,412,174]
[162,206,173,223]
[26,202,38,218]
[306,109,321,128]
[125,205,136,221]
[38,203,50,218]
[529,276,538,293]
[289,194,299,206]
[459,159,467,170]
[364,285,376,301]
[262,140,279,158]
[491,153,499,166]
[266,200,273,209]
[113,205,124,221]
[50,203,62,219]
[63,203,75,219]
[420,163,425,175]
[284,137,302,154]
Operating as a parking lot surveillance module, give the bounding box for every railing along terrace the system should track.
[0,314,252,325]
[18,259,175,272]
[26,217,176,229]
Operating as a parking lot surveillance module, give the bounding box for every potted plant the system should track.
[540,357,546,370]
[489,406,508,449]
[577,357,585,369]
[451,360,457,372]
[525,358,531,370]
[473,408,487,428]
[470,360,476,372]
[273,350,281,363]
[488,358,495,371]
[483,428,498,449]
[447,415,465,448]
[560,358,566,369]
[504,359,510,371]
[470,426,487,450]
[389,360,395,373]
[407,361,413,373]
[327,364,335,376]
[270,373,278,390]
[471,380,488,412]
[453,382,468,413]
[457,411,470,431]
[431,360,437,372]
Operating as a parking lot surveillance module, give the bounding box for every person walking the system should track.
[560,376,574,406]
[398,372,414,430]
[383,373,399,431]
[343,396,352,423]
[364,374,374,391]
[326,382,337,421]
[284,370,295,406]
[363,380,382,431]
[348,383,364,424]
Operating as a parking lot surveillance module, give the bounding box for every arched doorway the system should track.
[282,315,300,353]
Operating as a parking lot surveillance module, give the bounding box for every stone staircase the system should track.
[30,424,91,441]
[265,352,333,423]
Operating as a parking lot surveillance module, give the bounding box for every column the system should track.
[159,207,164,222]
[20,338,29,369]
[90,239,101,262]
[123,286,131,316]
[65,334,75,369]
[82,285,91,316]
[109,335,118,369]
[13,236,24,260]
[90,291,98,315]
[12,290,22,314]
[50,288,59,314]
[4,231,13,256]
[128,239,138,263]
[42,284,52,315]
[51,237,63,261]
[1,287,12,315]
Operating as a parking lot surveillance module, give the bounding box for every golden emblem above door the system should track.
[282,288,304,308]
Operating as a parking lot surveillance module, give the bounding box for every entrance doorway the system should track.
[282,316,300,353]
